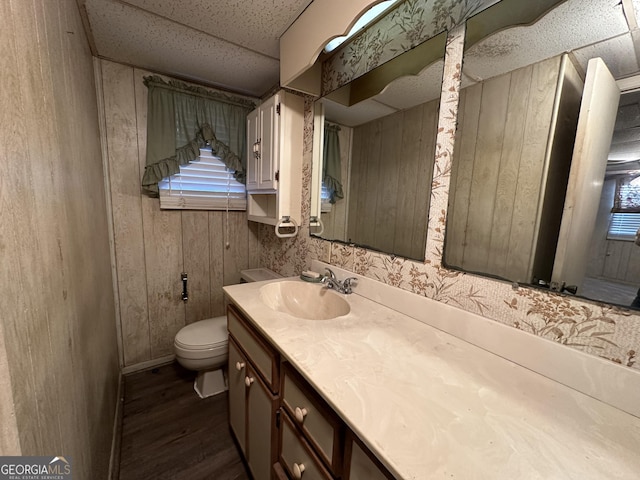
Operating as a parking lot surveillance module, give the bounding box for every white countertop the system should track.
[223,277,640,480]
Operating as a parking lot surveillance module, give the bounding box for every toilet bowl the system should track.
[174,316,228,398]
[173,268,282,398]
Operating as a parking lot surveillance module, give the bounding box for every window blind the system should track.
[607,212,640,240]
[158,148,246,210]
[321,182,332,213]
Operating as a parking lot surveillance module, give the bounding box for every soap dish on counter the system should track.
[300,270,323,283]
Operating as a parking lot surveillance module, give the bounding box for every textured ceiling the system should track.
[80,0,313,97]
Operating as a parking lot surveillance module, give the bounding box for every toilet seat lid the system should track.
[175,316,227,349]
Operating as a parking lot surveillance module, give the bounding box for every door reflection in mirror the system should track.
[444,0,640,309]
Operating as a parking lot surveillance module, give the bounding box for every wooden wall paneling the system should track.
[336,127,352,241]
[39,0,88,462]
[2,2,118,475]
[59,5,118,472]
[624,243,640,283]
[209,212,226,317]
[140,203,184,358]
[103,61,151,366]
[375,112,403,254]
[618,242,633,281]
[586,179,616,277]
[463,73,511,274]
[362,121,383,248]
[0,0,48,454]
[224,211,252,286]
[603,240,624,280]
[133,67,185,359]
[394,105,423,258]
[447,84,481,268]
[508,57,561,282]
[183,211,212,324]
[347,122,366,244]
[488,67,531,279]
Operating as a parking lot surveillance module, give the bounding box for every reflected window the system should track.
[608,175,640,240]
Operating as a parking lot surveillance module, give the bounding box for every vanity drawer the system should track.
[281,363,343,474]
[227,304,279,394]
[280,412,333,480]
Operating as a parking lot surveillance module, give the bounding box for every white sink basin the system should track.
[259,281,350,320]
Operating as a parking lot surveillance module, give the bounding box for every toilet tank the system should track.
[240,268,282,283]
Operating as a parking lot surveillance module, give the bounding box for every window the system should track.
[320,182,332,213]
[158,148,246,210]
[608,174,640,240]
[607,213,640,240]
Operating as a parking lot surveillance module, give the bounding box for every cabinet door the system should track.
[228,339,247,454]
[246,108,260,190]
[345,432,395,480]
[246,363,276,480]
[258,94,279,190]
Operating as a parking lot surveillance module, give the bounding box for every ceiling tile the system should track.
[85,0,281,96]
[120,0,312,59]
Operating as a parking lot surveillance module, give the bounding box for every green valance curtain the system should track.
[142,75,255,197]
[323,123,344,204]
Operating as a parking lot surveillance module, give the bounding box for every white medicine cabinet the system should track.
[246,90,304,237]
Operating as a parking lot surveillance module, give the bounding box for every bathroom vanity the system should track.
[223,263,640,479]
[227,302,392,480]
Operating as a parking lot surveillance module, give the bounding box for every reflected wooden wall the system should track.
[347,99,438,260]
[588,179,640,283]
[98,60,260,368]
[447,55,582,284]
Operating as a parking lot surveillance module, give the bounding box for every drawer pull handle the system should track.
[294,407,308,423]
[292,462,305,479]
[245,376,254,388]
[235,361,245,371]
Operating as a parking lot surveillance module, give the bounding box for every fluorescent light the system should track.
[324,0,399,53]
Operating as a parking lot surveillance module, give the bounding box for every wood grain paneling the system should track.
[447,55,579,284]
[183,211,212,324]
[0,0,119,476]
[103,61,151,366]
[100,61,260,367]
[347,99,439,260]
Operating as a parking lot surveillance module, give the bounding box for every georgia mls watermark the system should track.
[0,457,71,480]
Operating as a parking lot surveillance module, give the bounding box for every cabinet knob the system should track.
[294,407,308,423]
[292,462,305,479]
[245,376,254,388]
[235,361,245,371]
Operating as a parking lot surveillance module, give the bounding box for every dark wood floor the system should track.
[118,362,250,480]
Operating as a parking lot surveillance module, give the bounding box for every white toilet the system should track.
[173,268,281,398]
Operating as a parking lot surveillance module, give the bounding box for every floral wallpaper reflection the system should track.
[260,5,640,371]
[321,0,500,95]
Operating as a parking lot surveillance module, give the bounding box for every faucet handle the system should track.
[342,277,358,294]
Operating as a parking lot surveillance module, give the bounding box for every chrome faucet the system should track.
[321,268,357,294]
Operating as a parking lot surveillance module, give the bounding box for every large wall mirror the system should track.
[310,24,446,261]
[444,0,640,310]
